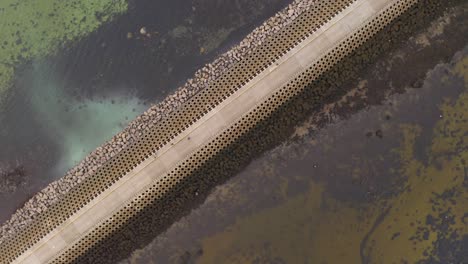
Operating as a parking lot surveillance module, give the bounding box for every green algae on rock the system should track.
[0,64,13,104]
[0,0,127,106]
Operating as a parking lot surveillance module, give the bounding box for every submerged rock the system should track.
[0,165,27,194]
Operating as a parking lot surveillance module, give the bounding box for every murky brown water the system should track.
[121,4,468,263]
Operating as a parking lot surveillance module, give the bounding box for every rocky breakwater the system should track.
[0,0,316,245]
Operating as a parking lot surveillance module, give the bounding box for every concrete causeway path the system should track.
[5,0,418,262]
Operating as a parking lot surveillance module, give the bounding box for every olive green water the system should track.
[197,56,468,263]
[122,4,468,263]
